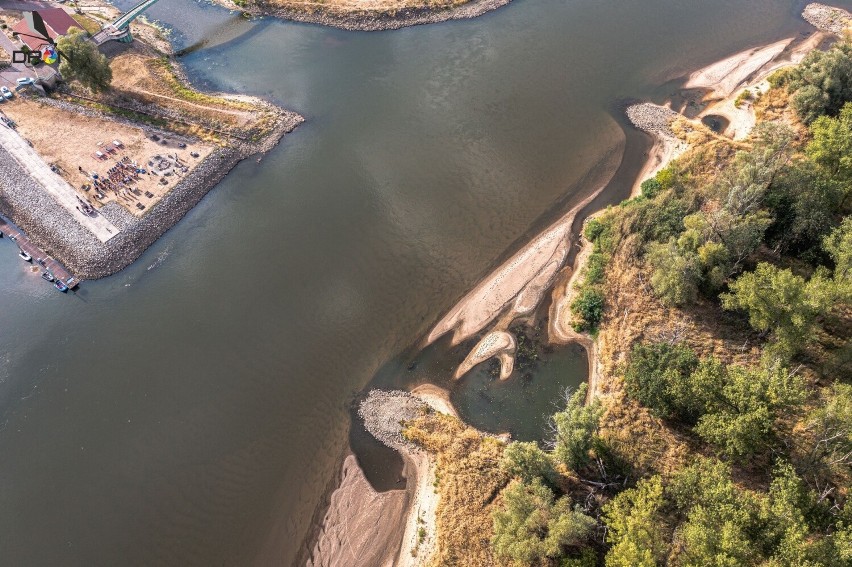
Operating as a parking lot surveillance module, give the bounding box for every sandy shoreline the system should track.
[212,0,512,32]
[306,387,456,566]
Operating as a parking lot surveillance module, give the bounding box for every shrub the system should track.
[623,342,701,422]
[550,384,602,471]
[571,288,605,332]
[501,441,555,484]
[492,479,595,564]
[584,252,607,286]
[640,178,662,198]
[787,42,852,123]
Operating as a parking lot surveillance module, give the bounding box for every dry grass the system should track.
[404,413,511,567]
[105,50,257,132]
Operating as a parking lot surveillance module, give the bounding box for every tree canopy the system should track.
[492,478,595,565]
[787,42,852,123]
[549,384,603,471]
[57,28,112,93]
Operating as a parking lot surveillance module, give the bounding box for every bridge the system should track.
[91,0,162,46]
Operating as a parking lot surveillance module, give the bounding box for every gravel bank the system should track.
[626,102,680,138]
[802,3,852,34]
[216,0,512,31]
[0,105,303,280]
[358,390,430,452]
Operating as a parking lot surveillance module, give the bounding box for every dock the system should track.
[0,216,81,290]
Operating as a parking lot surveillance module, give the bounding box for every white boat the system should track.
[19,250,32,262]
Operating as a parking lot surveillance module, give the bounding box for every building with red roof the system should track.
[12,8,83,51]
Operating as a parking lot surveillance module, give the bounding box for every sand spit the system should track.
[308,388,456,566]
[214,0,512,32]
[423,175,617,381]
[684,17,838,141]
[684,39,793,98]
[306,455,408,567]
[455,330,517,380]
[803,3,852,34]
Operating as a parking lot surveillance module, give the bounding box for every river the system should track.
[0,0,843,565]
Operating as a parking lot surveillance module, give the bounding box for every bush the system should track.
[623,342,701,422]
[492,479,595,564]
[501,441,555,484]
[584,252,607,286]
[787,42,852,123]
[571,288,604,332]
[640,178,662,198]
[550,384,602,471]
[584,218,606,242]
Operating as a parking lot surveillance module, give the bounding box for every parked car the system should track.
[0,87,13,100]
[16,77,35,87]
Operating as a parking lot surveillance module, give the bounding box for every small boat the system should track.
[42,272,54,282]
[54,280,68,293]
[19,250,32,262]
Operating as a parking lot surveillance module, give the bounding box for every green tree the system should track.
[492,479,595,565]
[647,238,701,306]
[550,384,602,471]
[669,459,761,566]
[622,342,701,422]
[57,28,112,92]
[721,263,832,359]
[501,441,555,484]
[759,462,827,566]
[787,42,852,123]
[694,360,806,458]
[806,103,852,211]
[603,476,669,567]
[824,217,852,293]
[571,288,605,332]
[804,383,852,476]
[765,161,844,258]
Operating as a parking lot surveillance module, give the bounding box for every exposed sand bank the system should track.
[308,387,457,566]
[424,144,624,381]
[212,0,512,31]
[684,9,842,141]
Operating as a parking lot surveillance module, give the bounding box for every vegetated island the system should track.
[212,0,512,31]
[307,4,852,566]
[0,1,302,280]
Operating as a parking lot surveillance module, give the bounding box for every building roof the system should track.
[13,9,82,51]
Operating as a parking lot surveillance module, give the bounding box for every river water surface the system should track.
[0,0,843,565]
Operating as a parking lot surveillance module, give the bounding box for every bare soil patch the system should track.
[2,98,214,217]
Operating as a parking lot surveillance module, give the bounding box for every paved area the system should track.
[0,120,119,242]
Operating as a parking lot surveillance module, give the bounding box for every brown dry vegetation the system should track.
[70,43,279,143]
[404,413,510,567]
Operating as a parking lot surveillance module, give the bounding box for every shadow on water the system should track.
[175,14,262,57]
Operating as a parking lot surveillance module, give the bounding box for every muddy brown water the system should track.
[1,0,846,565]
